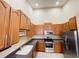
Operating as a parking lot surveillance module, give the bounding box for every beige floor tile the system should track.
[36,52,64,58]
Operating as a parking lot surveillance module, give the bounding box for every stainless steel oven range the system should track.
[44,38,54,53]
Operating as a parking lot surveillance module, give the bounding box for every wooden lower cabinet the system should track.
[54,41,63,53]
[32,47,36,58]
[36,40,45,52]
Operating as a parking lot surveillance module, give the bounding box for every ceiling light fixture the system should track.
[56,1,59,5]
[35,3,39,7]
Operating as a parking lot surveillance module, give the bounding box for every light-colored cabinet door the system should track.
[20,11,31,30]
[53,24,63,36]
[36,40,45,52]
[0,0,13,49]
[0,1,11,50]
[44,23,52,30]
[26,23,34,37]
[20,14,27,29]
[34,25,44,35]
[69,16,77,30]
[62,22,69,32]
[54,41,63,53]
[21,14,27,29]
[26,18,31,30]
[0,1,6,50]
[9,11,20,45]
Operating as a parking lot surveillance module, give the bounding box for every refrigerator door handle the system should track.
[65,35,69,50]
[74,31,79,57]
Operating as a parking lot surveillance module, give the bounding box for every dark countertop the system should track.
[32,35,63,40]
[27,40,37,46]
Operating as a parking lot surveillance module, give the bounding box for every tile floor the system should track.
[36,52,64,58]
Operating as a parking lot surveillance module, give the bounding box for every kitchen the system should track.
[0,0,79,58]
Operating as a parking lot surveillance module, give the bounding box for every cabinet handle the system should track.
[6,34,8,39]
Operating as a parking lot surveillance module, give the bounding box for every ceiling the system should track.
[27,0,69,9]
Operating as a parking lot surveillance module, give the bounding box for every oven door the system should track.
[45,42,54,52]
[45,42,53,48]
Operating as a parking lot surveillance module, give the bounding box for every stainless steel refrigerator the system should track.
[63,30,79,58]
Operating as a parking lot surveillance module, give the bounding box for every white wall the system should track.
[32,8,65,24]
[63,0,79,28]
[4,0,33,20]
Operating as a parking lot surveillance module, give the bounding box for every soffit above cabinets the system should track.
[27,0,69,9]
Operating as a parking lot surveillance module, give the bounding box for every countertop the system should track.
[0,36,32,58]
[32,35,63,40]
[0,35,63,58]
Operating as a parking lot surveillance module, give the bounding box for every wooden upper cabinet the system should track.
[0,0,11,51]
[31,23,34,35]
[0,1,6,50]
[20,11,31,30]
[26,23,35,37]
[62,22,69,32]
[52,24,56,35]
[26,23,34,37]
[0,0,10,8]
[9,11,20,45]
[69,16,77,30]
[52,24,63,36]
[34,25,44,35]
[26,18,31,30]
[44,23,52,30]
[20,13,27,29]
